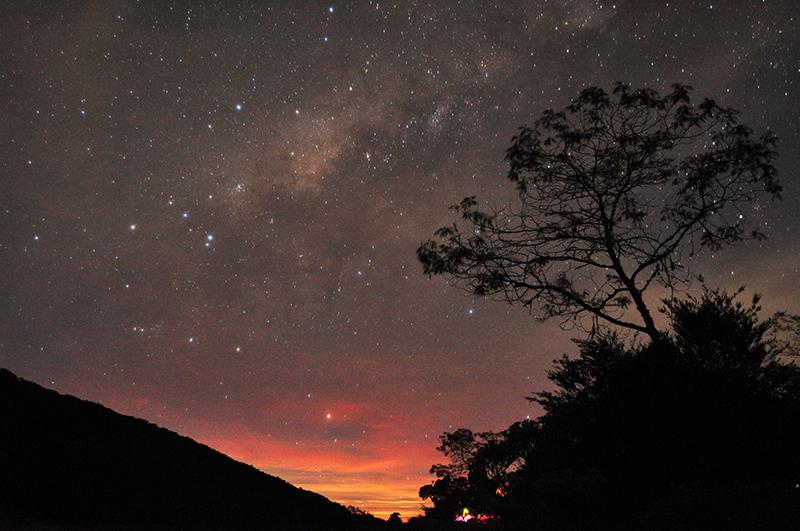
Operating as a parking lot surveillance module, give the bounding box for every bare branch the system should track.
[418,83,780,342]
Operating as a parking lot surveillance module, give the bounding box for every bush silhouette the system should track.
[418,289,800,530]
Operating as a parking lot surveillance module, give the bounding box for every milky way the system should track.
[2,1,799,518]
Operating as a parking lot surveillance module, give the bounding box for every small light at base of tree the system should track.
[455,507,495,523]
[454,508,473,522]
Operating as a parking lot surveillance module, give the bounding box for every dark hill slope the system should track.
[0,368,382,530]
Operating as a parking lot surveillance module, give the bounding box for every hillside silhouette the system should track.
[0,368,383,530]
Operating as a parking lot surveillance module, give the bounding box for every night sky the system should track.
[2,0,799,519]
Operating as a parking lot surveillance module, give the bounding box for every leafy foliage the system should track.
[417,290,800,529]
[419,422,538,521]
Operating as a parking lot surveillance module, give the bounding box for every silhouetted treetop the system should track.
[417,289,800,529]
[419,421,538,522]
[418,82,780,341]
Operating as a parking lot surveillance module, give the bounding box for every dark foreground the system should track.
[0,368,383,530]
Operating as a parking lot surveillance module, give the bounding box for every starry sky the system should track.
[2,0,799,519]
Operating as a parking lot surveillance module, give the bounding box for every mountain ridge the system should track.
[0,368,383,530]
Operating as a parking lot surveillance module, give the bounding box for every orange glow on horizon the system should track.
[195,424,437,520]
[172,396,446,520]
[63,366,520,521]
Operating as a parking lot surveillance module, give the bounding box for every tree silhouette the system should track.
[419,421,538,521]
[418,83,780,342]
[416,289,800,529]
[387,512,402,526]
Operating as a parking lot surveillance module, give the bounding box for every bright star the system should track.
[234,103,243,111]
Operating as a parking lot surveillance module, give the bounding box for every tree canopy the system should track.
[415,289,800,529]
[418,83,780,342]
